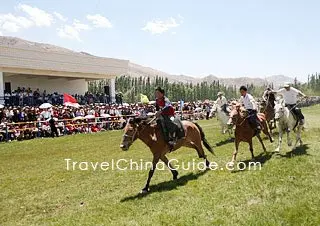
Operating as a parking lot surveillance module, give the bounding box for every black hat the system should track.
[155,87,165,94]
[239,86,247,91]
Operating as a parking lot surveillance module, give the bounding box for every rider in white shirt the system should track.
[216,92,229,114]
[274,83,306,125]
[239,86,261,135]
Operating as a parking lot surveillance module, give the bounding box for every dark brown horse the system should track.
[120,117,214,193]
[227,105,273,165]
[260,99,276,135]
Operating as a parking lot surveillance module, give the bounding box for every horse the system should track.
[274,99,303,152]
[211,102,232,137]
[260,97,276,136]
[227,104,273,165]
[120,117,214,193]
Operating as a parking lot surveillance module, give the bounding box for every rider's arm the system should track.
[248,95,258,110]
[262,90,268,101]
[297,89,306,97]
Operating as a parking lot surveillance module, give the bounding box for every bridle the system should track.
[122,130,138,143]
[229,109,249,127]
[122,118,153,143]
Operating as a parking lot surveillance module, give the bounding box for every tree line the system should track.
[293,73,320,96]
[88,73,319,103]
[88,75,268,103]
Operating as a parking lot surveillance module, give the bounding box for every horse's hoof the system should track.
[227,161,235,168]
[140,188,149,194]
[172,171,178,180]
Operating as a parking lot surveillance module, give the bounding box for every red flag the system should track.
[63,93,77,103]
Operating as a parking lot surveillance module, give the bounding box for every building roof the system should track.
[0,36,129,79]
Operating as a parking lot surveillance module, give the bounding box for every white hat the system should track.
[284,82,291,88]
[217,92,223,96]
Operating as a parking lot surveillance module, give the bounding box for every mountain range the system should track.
[1,36,295,88]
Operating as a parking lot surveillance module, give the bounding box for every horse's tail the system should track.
[193,122,214,154]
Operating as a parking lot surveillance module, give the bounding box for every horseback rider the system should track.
[155,87,177,150]
[262,87,276,108]
[216,92,229,115]
[239,86,261,135]
[273,82,307,125]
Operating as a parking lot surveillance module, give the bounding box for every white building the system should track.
[0,37,129,104]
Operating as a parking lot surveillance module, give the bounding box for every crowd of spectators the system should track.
[3,87,319,143]
[0,88,207,142]
[3,87,123,106]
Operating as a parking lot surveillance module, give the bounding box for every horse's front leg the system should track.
[287,130,292,147]
[249,139,254,159]
[230,140,240,166]
[257,134,267,153]
[221,124,225,134]
[141,155,160,194]
[293,127,303,149]
[275,130,283,152]
[160,155,178,180]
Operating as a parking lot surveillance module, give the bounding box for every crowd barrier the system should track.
[0,114,137,142]
[0,111,207,143]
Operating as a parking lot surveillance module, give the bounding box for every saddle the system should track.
[157,115,185,141]
[172,116,185,140]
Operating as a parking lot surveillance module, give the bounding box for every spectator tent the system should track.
[0,37,129,104]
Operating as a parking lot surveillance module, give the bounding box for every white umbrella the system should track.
[39,103,52,109]
[0,104,4,109]
[147,112,156,117]
[84,115,95,119]
[100,114,111,118]
[122,103,130,107]
[64,102,80,108]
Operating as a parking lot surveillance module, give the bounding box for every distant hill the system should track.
[0,36,295,88]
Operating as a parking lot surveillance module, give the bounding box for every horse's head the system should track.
[120,117,145,151]
[274,99,285,121]
[227,103,241,126]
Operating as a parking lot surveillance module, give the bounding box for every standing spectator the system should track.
[49,116,58,138]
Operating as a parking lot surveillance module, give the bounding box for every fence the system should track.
[0,114,137,142]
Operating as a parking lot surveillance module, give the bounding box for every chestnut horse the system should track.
[120,117,214,193]
[227,105,273,165]
[260,99,276,135]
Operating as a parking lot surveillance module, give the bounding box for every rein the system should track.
[123,117,155,142]
[230,111,249,127]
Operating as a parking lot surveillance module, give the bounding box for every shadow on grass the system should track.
[279,144,310,158]
[120,170,208,202]
[215,137,234,147]
[231,151,273,173]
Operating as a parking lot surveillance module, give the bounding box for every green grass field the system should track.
[1,105,320,226]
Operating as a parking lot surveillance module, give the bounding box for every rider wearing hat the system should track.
[216,92,229,114]
[273,82,307,125]
[155,87,177,150]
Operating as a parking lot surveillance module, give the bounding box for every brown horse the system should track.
[227,105,273,165]
[120,117,214,193]
[260,99,276,136]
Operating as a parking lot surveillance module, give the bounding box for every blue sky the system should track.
[0,0,319,81]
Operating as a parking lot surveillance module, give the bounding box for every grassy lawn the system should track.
[1,105,320,226]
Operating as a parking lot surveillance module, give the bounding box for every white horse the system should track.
[211,102,232,137]
[274,99,303,152]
